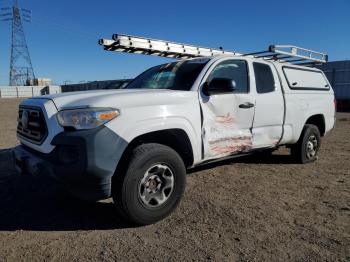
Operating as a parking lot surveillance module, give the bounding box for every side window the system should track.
[253,62,275,94]
[283,67,329,90]
[208,60,249,93]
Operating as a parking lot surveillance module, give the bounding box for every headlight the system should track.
[57,108,120,130]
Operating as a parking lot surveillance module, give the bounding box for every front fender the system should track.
[104,106,202,164]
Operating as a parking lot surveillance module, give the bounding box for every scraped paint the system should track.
[203,112,252,159]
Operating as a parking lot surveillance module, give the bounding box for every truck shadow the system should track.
[0,149,294,231]
[0,149,134,231]
[189,152,296,173]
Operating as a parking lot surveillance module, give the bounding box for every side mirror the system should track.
[203,78,236,96]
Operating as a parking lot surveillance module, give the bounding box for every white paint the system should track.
[251,61,284,148]
[198,57,255,159]
[274,63,335,144]
[16,56,335,167]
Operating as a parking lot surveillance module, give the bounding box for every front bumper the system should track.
[14,126,127,201]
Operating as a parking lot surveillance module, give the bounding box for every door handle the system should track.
[239,102,255,109]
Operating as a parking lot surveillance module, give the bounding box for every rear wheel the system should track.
[112,143,186,225]
[291,124,321,164]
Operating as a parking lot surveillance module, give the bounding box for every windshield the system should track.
[125,58,210,91]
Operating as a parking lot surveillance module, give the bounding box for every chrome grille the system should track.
[17,106,48,144]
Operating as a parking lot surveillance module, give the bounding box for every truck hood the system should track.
[34,89,196,110]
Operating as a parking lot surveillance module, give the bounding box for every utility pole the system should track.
[0,0,35,86]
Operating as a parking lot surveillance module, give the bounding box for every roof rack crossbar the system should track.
[243,50,268,56]
[292,61,322,66]
[266,55,291,61]
[268,45,328,63]
[245,45,328,64]
[286,58,309,63]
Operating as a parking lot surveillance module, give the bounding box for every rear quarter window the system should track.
[283,67,329,90]
[253,62,275,94]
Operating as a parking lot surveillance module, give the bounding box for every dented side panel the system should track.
[203,112,253,159]
[201,92,255,160]
[198,57,256,160]
[199,57,284,161]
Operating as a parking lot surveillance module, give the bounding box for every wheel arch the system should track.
[304,114,326,137]
[114,129,195,180]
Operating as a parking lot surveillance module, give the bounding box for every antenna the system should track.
[0,0,35,86]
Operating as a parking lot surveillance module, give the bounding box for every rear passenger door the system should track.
[252,62,284,148]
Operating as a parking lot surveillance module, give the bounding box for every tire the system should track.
[291,124,321,164]
[112,143,186,226]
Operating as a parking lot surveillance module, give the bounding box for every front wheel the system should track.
[291,124,321,164]
[112,143,186,226]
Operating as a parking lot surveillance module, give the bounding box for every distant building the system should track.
[35,78,53,86]
[61,79,132,93]
[318,60,350,111]
[34,78,52,86]
[26,78,53,86]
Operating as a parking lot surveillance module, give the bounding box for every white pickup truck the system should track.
[14,36,336,225]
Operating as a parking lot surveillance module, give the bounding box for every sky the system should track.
[0,0,349,85]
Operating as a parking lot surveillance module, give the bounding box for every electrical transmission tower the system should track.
[0,0,35,86]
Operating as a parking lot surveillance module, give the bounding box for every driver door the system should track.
[199,59,255,160]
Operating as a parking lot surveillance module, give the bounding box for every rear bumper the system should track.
[14,126,127,201]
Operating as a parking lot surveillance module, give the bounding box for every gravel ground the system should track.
[0,98,349,261]
[0,99,21,148]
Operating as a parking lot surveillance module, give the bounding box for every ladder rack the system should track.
[99,34,240,59]
[244,45,328,65]
[99,34,328,66]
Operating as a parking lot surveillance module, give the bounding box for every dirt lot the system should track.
[0,98,349,261]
